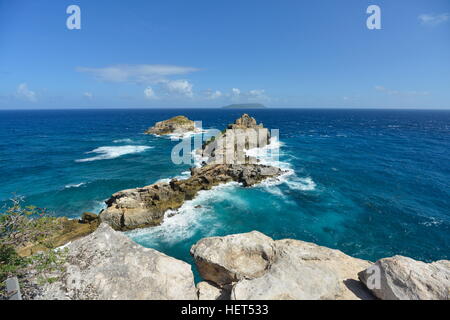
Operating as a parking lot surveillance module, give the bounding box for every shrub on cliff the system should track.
[0,198,68,299]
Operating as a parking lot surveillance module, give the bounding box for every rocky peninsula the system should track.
[144,115,195,135]
[99,164,284,230]
[100,114,284,231]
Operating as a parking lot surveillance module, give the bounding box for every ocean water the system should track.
[1,109,449,278]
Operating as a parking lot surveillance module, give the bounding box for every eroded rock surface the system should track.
[191,231,374,300]
[32,223,197,300]
[191,231,275,286]
[359,255,450,300]
[199,114,271,165]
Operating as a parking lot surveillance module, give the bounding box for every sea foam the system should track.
[127,182,241,245]
[76,145,152,162]
[113,138,133,143]
[64,182,86,189]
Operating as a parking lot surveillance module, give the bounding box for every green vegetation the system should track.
[1,198,65,250]
[0,198,72,299]
[167,115,194,124]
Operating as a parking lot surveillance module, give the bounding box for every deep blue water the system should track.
[1,109,449,276]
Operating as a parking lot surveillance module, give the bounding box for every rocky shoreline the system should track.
[99,164,285,231]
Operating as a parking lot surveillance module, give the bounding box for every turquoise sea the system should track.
[1,109,449,278]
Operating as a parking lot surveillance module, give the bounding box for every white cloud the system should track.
[76,64,199,84]
[16,83,37,102]
[228,88,269,102]
[83,92,93,99]
[375,85,429,96]
[248,89,266,98]
[204,89,222,99]
[418,13,449,26]
[144,86,157,99]
[162,79,193,97]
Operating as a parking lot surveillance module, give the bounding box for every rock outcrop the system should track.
[191,231,275,286]
[199,114,270,165]
[100,164,284,231]
[358,255,450,300]
[101,114,284,231]
[191,231,375,300]
[32,223,197,300]
[145,115,195,135]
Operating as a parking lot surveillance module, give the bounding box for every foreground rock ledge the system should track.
[358,255,450,300]
[32,223,197,300]
[191,231,374,300]
[191,231,450,300]
[99,164,284,231]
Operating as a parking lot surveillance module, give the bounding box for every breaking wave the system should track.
[76,145,152,162]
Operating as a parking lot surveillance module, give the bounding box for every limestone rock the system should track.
[199,114,270,165]
[359,255,450,300]
[145,115,195,135]
[191,231,374,300]
[227,113,262,129]
[190,231,275,286]
[33,223,197,300]
[197,281,231,300]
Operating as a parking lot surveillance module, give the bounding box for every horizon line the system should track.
[1,106,450,111]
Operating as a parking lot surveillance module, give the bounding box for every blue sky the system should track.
[0,0,449,109]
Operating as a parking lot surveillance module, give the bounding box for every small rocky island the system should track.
[144,115,195,135]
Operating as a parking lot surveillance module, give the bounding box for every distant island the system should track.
[222,103,266,109]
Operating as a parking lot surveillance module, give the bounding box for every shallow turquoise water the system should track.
[1,109,449,279]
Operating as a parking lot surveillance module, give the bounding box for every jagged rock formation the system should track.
[227,113,263,129]
[144,115,195,135]
[32,223,197,300]
[99,164,284,231]
[358,255,450,300]
[190,231,375,300]
[199,114,271,165]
